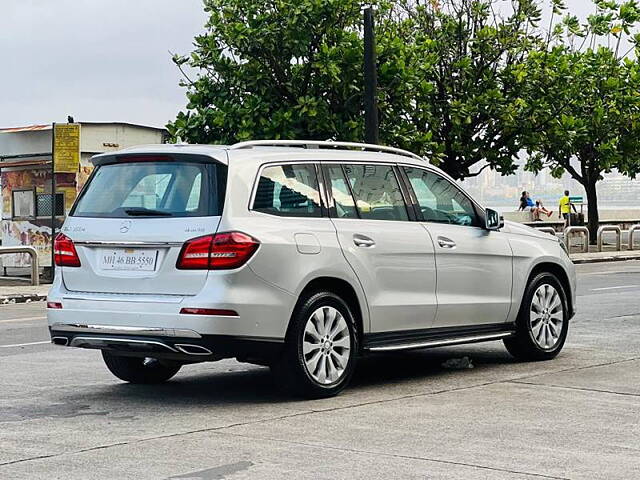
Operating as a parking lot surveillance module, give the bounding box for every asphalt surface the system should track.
[1,262,639,479]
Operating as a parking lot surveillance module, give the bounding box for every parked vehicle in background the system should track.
[48,141,576,398]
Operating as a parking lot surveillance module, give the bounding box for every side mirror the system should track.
[485,208,504,231]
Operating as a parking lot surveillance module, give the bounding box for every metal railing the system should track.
[628,225,640,251]
[563,226,589,253]
[535,227,557,236]
[597,225,622,252]
[0,246,40,286]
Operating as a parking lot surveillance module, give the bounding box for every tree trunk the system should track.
[584,180,599,246]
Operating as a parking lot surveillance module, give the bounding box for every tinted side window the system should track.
[342,164,408,221]
[253,164,322,217]
[404,167,480,227]
[325,165,358,219]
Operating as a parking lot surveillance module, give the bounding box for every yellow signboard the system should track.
[53,123,81,173]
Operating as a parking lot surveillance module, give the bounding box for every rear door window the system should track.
[252,164,322,217]
[342,164,409,221]
[72,160,225,218]
[325,164,358,219]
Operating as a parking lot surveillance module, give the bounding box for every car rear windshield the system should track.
[71,160,226,218]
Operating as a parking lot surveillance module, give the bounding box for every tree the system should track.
[521,0,640,242]
[168,0,541,182]
[383,0,542,179]
[167,0,375,144]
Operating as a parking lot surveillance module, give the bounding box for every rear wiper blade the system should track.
[123,207,171,217]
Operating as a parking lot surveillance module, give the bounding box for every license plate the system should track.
[100,248,158,271]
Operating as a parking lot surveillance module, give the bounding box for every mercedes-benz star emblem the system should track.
[119,220,131,233]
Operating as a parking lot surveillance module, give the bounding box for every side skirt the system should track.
[363,323,515,353]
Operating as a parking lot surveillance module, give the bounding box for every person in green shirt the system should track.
[559,190,577,226]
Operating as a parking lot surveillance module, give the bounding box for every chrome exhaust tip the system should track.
[51,336,69,346]
[174,344,213,356]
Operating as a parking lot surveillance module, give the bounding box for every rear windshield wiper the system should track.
[123,207,172,217]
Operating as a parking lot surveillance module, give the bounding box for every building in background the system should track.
[0,122,167,268]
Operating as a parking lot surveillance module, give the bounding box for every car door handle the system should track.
[437,236,456,249]
[353,234,376,248]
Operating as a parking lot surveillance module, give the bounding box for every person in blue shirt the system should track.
[518,191,545,221]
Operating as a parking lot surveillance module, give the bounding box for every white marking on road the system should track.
[0,340,50,348]
[0,316,46,324]
[592,285,640,291]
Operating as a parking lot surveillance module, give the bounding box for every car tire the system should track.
[271,291,358,399]
[504,272,569,361]
[102,351,181,384]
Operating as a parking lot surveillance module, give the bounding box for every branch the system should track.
[465,162,491,177]
[170,50,195,86]
[564,160,584,184]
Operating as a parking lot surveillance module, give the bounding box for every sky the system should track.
[0,0,206,129]
[0,0,596,130]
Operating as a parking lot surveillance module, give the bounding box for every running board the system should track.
[365,331,514,352]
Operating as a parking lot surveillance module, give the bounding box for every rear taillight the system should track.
[54,233,81,267]
[176,231,259,270]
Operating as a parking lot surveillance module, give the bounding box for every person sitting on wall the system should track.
[525,192,541,221]
[536,199,553,218]
[518,191,528,211]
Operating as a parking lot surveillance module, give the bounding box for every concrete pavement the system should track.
[0,285,48,304]
[1,262,639,479]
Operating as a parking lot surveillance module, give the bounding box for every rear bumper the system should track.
[49,324,283,363]
[47,266,296,340]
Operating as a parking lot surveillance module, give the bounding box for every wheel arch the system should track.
[290,276,367,344]
[526,262,574,318]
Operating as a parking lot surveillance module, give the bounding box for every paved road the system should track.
[1,262,639,479]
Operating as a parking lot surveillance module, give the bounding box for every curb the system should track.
[571,256,640,264]
[0,294,47,305]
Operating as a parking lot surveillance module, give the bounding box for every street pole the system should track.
[363,6,379,145]
[51,123,56,280]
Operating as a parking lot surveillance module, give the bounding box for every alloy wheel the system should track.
[529,284,564,350]
[302,306,351,385]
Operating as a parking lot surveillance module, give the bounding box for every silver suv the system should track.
[48,140,576,398]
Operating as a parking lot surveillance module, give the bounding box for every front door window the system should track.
[404,167,480,227]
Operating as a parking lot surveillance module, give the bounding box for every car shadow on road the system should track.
[62,345,518,410]
[352,346,515,388]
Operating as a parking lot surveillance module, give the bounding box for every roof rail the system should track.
[229,140,425,162]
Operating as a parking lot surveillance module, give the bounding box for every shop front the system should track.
[0,122,167,270]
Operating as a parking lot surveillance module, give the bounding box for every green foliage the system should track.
[381,0,540,178]
[521,0,640,240]
[523,47,640,181]
[168,0,540,180]
[168,0,640,201]
[167,0,372,144]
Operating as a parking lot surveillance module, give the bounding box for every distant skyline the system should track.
[0,0,610,130]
